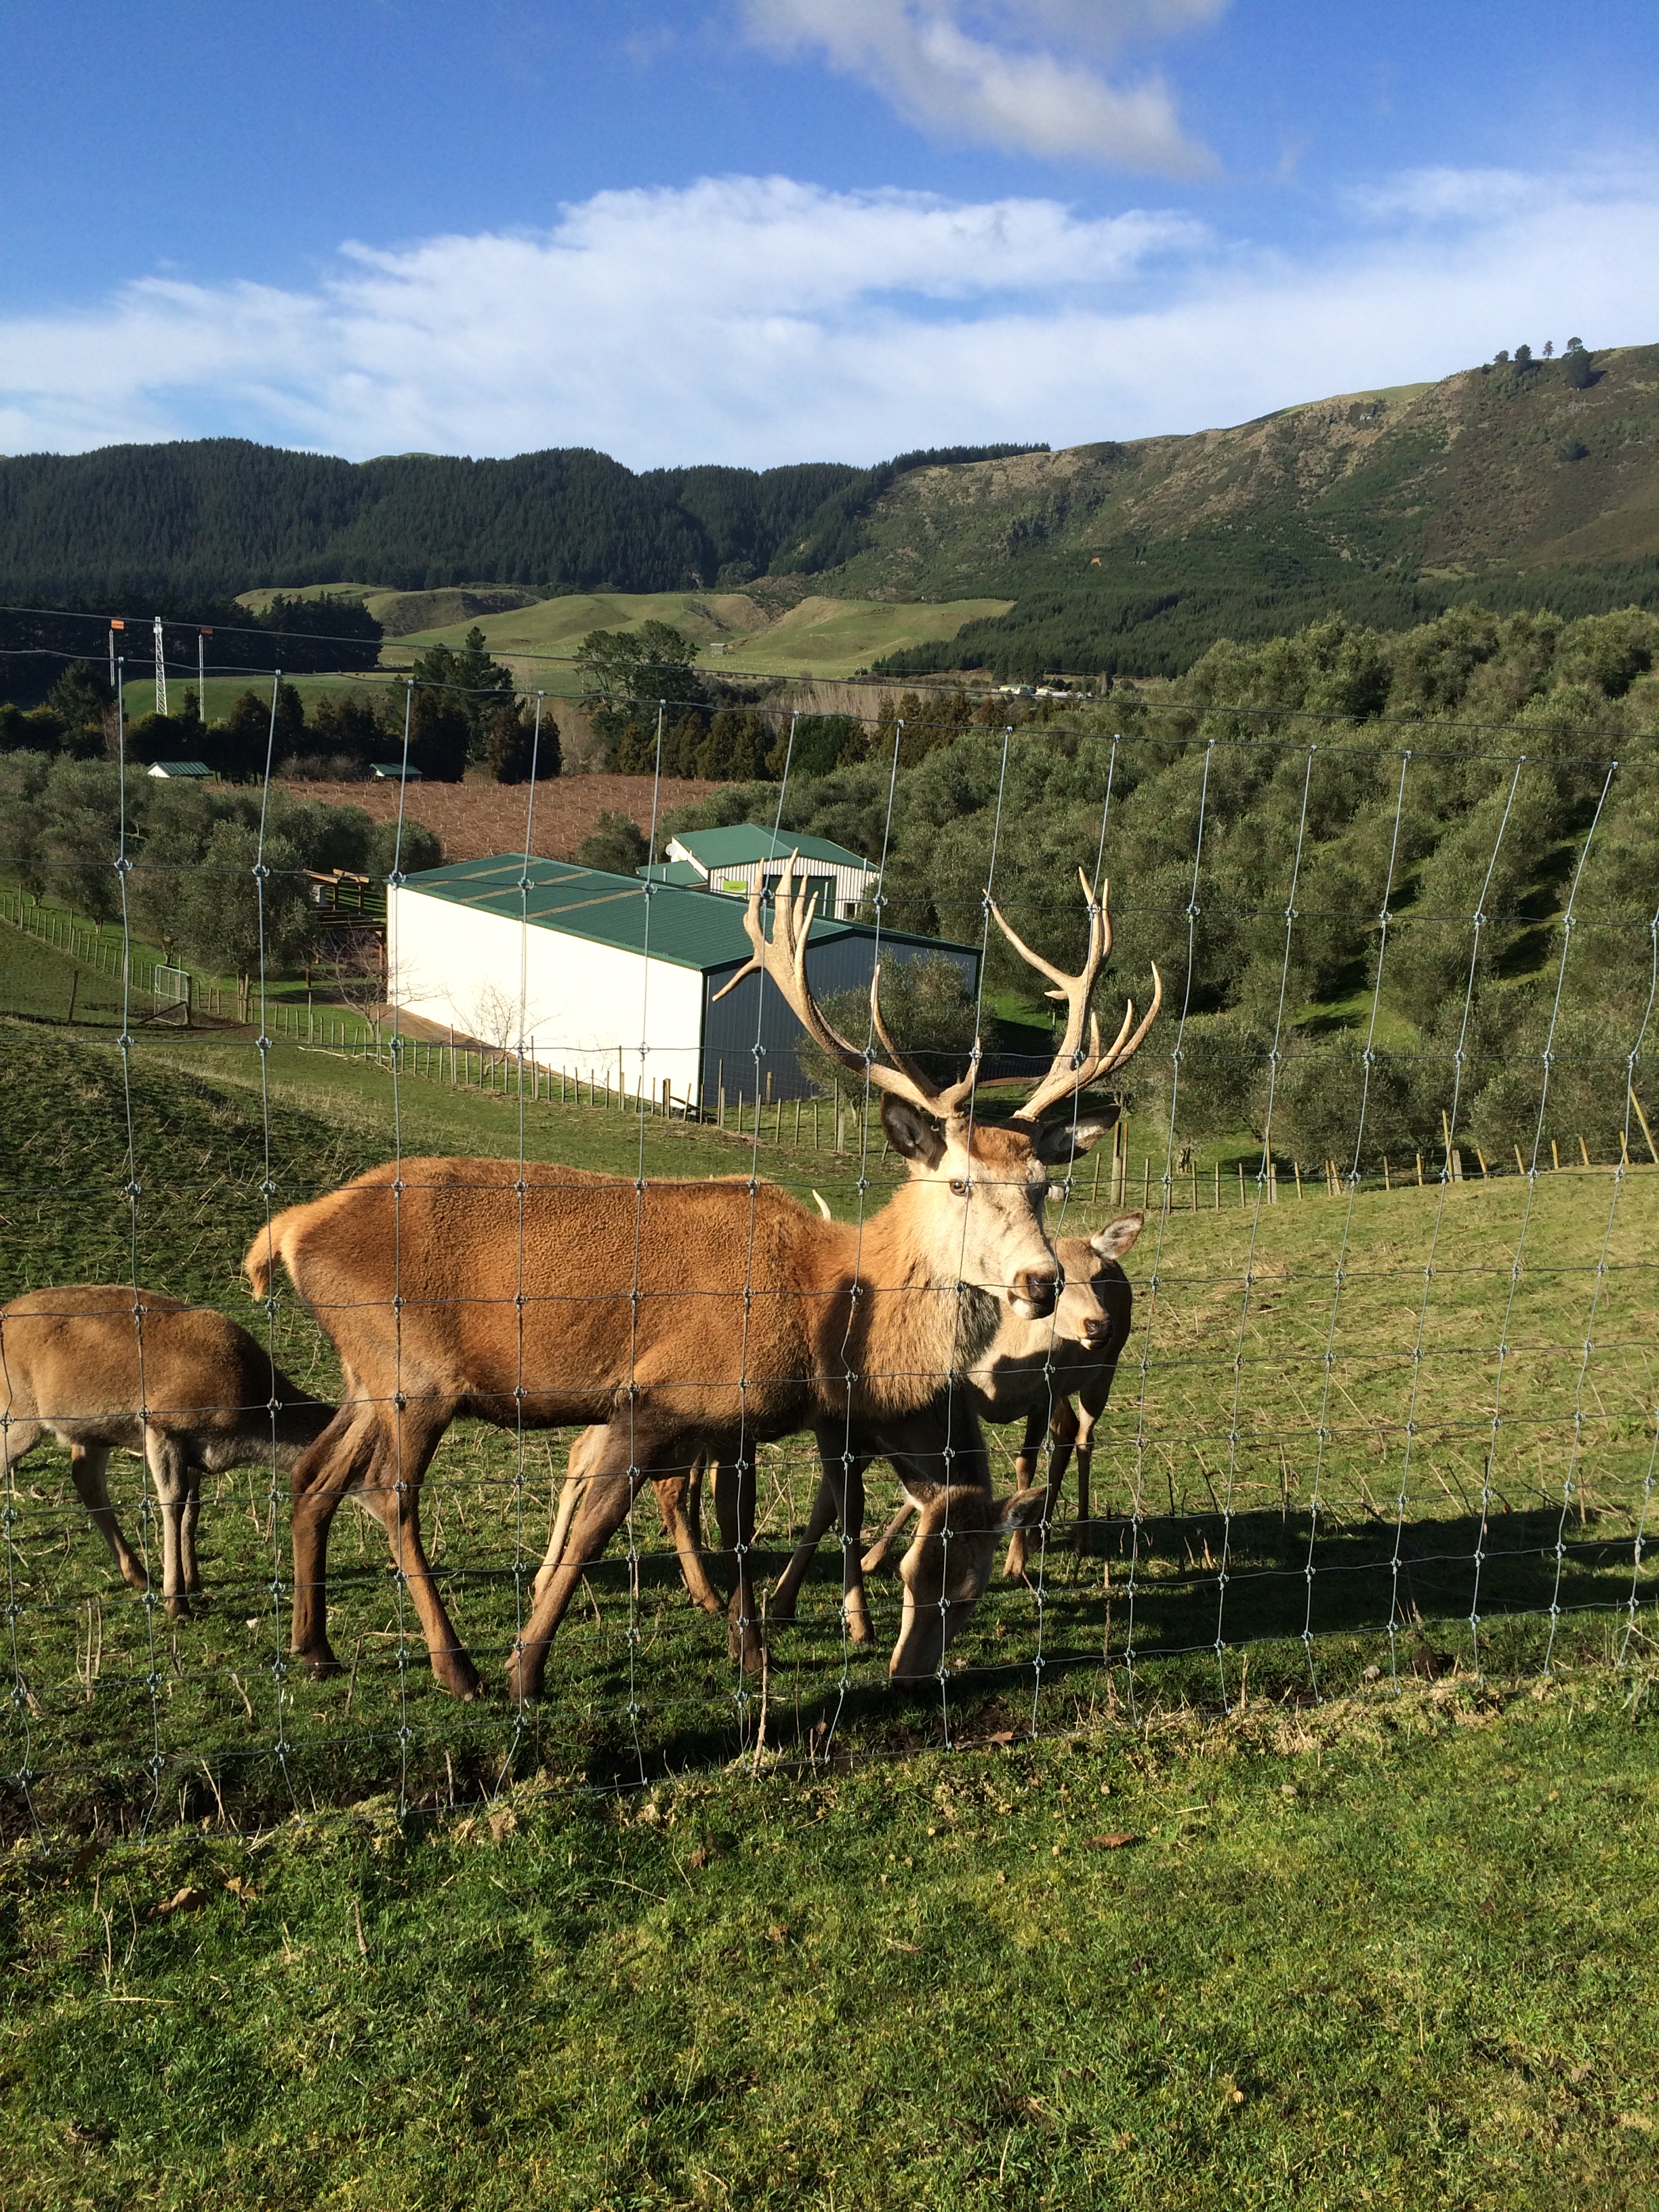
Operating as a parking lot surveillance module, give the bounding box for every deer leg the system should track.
[533,1462,588,1609]
[288,1406,387,1682]
[142,1429,193,1618]
[65,1441,148,1591]
[180,1467,204,1595]
[837,1454,873,1645]
[713,1456,764,1677]
[507,1437,655,1704]
[352,1407,478,1700]
[657,1463,726,1614]
[769,1461,840,1623]
[1074,1388,1107,1552]
[1004,1399,1077,1579]
[861,1498,916,1576]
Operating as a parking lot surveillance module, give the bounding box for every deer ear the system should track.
[994,1486,1050,1533]
[1090,1212,1144,1259]
[881,1093,947,1168]
[1031,1115,1115,1165]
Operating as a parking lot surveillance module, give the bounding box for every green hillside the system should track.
[853,345,1659,678]
[0,443,861,601]
[384,588,1013,687]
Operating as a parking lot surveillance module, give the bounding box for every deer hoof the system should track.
[300,1645,343,1681]
[165,1593,192,1621]
[120,1562,150,1592]
[434,1654,483,1702]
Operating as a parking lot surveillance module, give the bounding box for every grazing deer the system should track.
[768,1216,1143,1634]
[245,863,1160,1702]
[0,1286,333,1616]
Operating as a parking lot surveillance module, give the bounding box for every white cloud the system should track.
[0,168,1655,467]
[737,0,1223,174]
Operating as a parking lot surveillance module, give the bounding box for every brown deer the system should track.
[0,1286,333,1616]
[245,862,1159,1702]
[767,1215,1143,1635]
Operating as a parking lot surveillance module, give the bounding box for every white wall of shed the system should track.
[386,888,706,1101]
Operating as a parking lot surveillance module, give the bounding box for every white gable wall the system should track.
[663,840,874,919]
[387,886,706,1101]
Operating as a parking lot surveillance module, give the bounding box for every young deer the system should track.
[246,864,1159,1702]
[767,1216,1143,1635]
[0,1286,332,1616]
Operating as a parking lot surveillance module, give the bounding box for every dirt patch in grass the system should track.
[276,772,719,863]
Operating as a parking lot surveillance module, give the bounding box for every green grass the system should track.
[383,589,1014,690]
[3,1002,1656,1835]
[121,672,403,725]
[5,982,1659,2203]
[1,1676,1656,2209]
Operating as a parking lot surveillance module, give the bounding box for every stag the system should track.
[246,861,1159,1701]
[0,1286,332,1616]
[544,1214,1143,1652]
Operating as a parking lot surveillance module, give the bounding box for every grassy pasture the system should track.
[382,589,1012,689]
[1,1681,1656,2209]
[4,945,1658,2206]
[2,998,1654,1842]
[120,671,404,726]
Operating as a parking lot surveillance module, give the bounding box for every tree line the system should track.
[0,755,441,990]
[1,628,557,785]
[0,440,863,605]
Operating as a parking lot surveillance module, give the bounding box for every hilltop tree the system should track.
[408,626,517,759]
[43,662,113,756]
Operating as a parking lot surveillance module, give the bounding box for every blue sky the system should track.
[2,1,1656,465]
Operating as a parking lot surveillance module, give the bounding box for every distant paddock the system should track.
[276,771,719,863]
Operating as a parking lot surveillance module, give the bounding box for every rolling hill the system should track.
[3,346,1657,685]
[369,588,1015,687]
[846,343,1659,677]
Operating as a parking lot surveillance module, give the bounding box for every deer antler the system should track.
[711,853,982,1120]
[990,868,1162,1124]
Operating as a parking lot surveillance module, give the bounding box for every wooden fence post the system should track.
[1630,1087,1659,1165]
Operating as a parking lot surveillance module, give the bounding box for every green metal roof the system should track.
[146,760,212,777]
[668,824,872,873]
[636,859,706,886]
[398,855,964,975]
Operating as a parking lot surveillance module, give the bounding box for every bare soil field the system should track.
[276,771,719,863]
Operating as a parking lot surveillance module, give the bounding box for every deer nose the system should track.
[1011,1267,1059,1318]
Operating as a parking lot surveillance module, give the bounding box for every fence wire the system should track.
[1,669,1657,1849]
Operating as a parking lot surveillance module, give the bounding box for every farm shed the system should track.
[387,854,977,1111]
[661,825,877,920]
[146,759,212,779]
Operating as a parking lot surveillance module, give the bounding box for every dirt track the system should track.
[276,773,720,863]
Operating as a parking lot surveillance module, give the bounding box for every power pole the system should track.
[198,626,211,720]
[153,615,168,714]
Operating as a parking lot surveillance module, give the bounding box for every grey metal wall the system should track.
[697,935,980,1109]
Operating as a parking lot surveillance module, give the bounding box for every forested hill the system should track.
[0,442,862,603]
[863,341,1659,679]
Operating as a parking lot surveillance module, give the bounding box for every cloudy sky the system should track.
[2,1,1655,466]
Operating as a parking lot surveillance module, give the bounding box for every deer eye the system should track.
[949,1177,969,1197]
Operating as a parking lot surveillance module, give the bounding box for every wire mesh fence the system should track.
[2,640,1656,1845]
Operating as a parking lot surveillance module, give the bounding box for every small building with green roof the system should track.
[387,854,976,1113]
[661,823,877,919]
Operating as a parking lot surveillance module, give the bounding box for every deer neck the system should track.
[825,1184,1008,1416]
